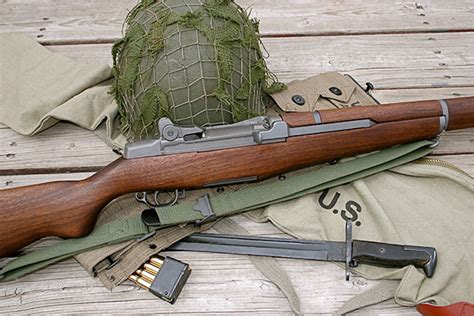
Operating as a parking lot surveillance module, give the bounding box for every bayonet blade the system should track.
[166,233,437,278]
[167,233,347,262]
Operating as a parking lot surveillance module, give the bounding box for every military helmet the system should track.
[112,0,284,140]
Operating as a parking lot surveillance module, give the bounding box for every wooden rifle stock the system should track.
[0,97,473,258]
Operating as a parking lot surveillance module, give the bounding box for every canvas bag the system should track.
[247,160,474,306]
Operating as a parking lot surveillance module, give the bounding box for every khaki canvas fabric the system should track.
[0,33,126,148]
[247,161,474,306]
[78,190,218,289]
[270,72,377,112]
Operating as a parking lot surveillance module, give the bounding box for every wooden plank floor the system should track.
[1,0,473,314]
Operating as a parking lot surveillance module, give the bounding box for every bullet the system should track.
[144,262,160,274]
[136,268,155,283]
[150,256,164,268]
[128,274,151,290]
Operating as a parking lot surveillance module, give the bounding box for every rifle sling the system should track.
[0,140,434,281]
[153,140,434,226]
[1,215,148,281]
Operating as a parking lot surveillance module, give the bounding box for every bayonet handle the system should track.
[352,240,437,277]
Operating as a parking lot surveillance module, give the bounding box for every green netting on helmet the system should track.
[112,0,285,140]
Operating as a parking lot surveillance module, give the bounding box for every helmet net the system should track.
[112,0,284,140]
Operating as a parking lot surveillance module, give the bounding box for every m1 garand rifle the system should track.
[0,97,473,258]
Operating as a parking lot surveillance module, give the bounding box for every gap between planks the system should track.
[2,0,474,45]
[41,32,474,90]
[38,28,474,47]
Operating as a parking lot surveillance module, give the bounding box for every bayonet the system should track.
[166,221,437,279]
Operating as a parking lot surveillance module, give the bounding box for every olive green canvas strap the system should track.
[0,140,434,280]
[0,216,149,281]
[154,140,435,225]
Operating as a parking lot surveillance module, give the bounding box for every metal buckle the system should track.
[192,194,216,226]
[93,255,121,275]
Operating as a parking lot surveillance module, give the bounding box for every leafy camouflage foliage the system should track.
[112,0,284,140]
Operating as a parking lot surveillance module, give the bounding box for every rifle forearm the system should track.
[444,97,474,130]
[282,97,474,131]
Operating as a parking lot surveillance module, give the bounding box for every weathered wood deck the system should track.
[1,0,473,314]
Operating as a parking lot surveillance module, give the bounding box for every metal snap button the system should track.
[291,95,305,105]
[329,87,342,96]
